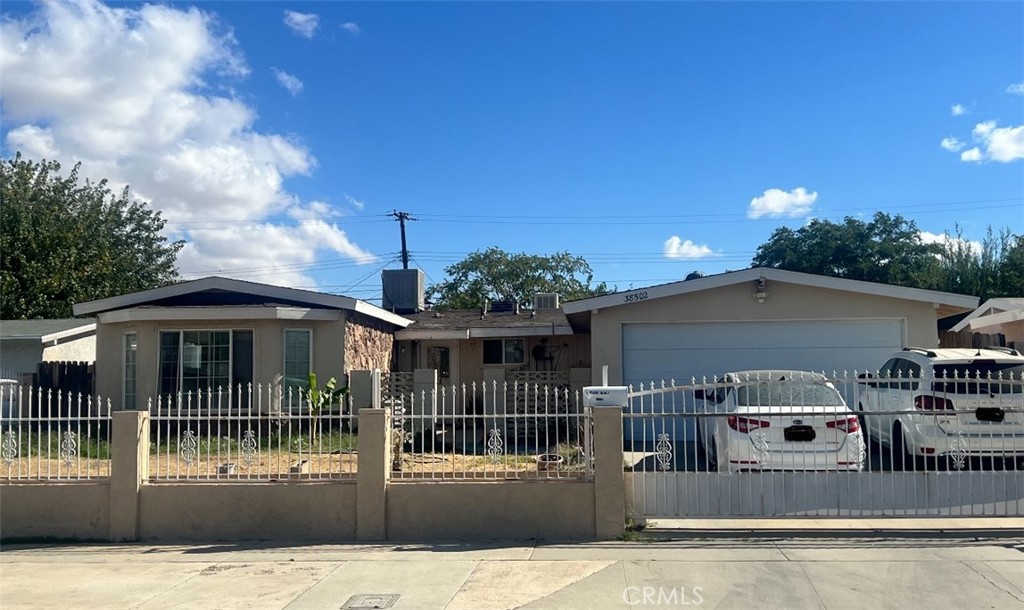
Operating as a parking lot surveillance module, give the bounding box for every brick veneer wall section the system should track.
[344,312,397,374]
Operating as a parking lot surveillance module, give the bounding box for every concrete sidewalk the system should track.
[2,536,1023,609]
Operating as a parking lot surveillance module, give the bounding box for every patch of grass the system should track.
[619,513,654,543]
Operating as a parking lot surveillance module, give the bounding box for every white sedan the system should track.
[696,370,864,473]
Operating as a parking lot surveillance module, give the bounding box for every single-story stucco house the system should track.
[949,298,1024,349]
[72,277,411,410]
[394,297,592,392]
[0,319,96,383]
[562,267,979,388]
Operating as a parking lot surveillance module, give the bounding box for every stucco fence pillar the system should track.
[356,408,390,540]
[109,410,149,541]
[593,405,626,539]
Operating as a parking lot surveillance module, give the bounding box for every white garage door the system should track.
[622,319,905,441]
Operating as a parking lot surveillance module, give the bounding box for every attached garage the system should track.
[564,268,978,441]
[621,318,905,388]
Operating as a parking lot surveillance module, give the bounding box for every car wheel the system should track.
[890,425,916,472]
[706,437,720,472]
[856,405,872,448]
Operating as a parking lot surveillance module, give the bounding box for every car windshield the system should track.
[734,382,844,407]
[931,362,1024,394]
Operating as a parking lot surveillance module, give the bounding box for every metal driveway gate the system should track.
[624,375,1024,519]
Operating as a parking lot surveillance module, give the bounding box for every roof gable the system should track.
[950,298,1024,332]
[72,277,412,328]
[562,267,978,317]
[0,319,96,341]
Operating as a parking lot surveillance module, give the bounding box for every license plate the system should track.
[784,425,816,442]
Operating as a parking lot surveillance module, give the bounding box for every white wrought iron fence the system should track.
[390,381,593,480]
[149,384,357,481]
[625,371,1024,518]
[0,385,112,480]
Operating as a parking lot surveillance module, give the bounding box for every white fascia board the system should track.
[394,329,470,340]
[950,298,1023,332]
[97,307,342,324]
[352,300,413,328]
[967,309,1024,331]
[563,267,979,313]
[39,323,97,344]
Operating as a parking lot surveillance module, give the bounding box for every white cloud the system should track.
[271,67,303,96]
[747,187,818,219]
[919,231,982,255]
[950,103,967,116]
[176,221,376,286]
[1006,83,1024,96]
[940,136,964,152]
[959,121,1024,163]
[344,193,366,210]
[283,10,318,38]
[340,22,361,36]
[663,236,714,260]
[0,0,374,288]
[288,200,339,220]
[5,125,61,159]
[960,147,983,162]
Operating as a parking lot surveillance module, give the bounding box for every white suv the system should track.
[858,347,1024,470]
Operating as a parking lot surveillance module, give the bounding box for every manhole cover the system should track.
[341,593,400,609]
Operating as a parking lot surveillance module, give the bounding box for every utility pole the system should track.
[388,210,416,269]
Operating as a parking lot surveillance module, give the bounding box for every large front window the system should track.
[284,329,312,392]
[123,332,137,409]
[483,338,525,365]
[159,330,253,397]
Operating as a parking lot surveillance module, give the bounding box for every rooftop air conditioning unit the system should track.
[533,293,560,310]
[381,269,425,314]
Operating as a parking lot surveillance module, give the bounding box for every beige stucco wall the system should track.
[94,319,348,409]
[589,281,939,385]
[0,340,42,380]
[42,334,96,364]
[386,480,596,540]
[138,482,357,541]
[0,483,110,540]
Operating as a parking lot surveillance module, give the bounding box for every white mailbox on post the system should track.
[582,386,629,408]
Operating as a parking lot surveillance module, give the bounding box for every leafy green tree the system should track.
[1,153,183,318]
[934,227,1024,301]
[751,212,942,288]
[428,247,610,309]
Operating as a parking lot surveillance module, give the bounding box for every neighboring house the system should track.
[563,267,978,389]
[948,297,1024,349]
[0,319,96,384]
[394,297,591,392]
[72,277,412,410]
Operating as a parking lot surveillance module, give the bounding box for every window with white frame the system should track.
[483,338,525,365]
[158,330,253,397]
[123,332,137,409]
[284,329,312,392]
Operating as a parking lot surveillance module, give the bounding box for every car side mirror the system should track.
[858,372,874,379]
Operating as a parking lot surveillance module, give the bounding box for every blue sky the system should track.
[2,1,1022,304]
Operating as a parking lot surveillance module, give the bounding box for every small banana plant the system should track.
[303,373,348,445]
